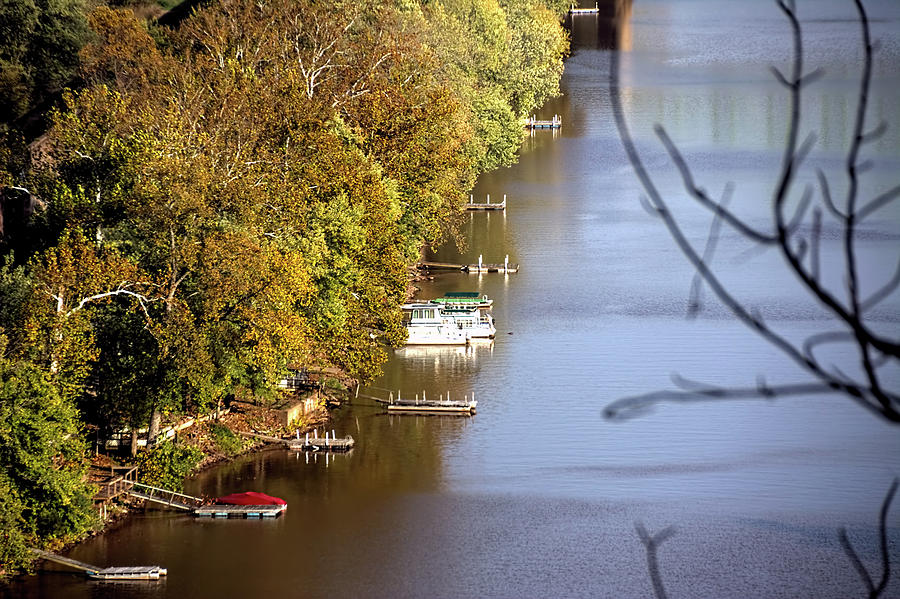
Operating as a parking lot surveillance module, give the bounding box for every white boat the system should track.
[401,301,496,345]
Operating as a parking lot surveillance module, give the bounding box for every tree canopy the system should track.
[0,0,568,573]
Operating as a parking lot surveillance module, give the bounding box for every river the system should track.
[7,1,900,597]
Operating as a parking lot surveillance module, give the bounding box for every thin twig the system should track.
[635,523,677,599]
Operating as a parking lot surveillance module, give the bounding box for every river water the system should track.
[9,1,900,597]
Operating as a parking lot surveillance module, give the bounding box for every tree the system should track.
[606,0,899,423]
[608,1,898,596]
[0,0,90,125]
[0,345,96,568]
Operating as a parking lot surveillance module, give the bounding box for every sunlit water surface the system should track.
[8,1,900,597]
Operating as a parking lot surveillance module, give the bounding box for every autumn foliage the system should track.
[0,0,567,571]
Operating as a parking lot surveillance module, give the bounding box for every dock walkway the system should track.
[467,194,506,211]
[418,255,518,274]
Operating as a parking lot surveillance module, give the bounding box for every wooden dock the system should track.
[525,114,561,129]
[418,255,518,274]
[125,481,287,519]
[287,430,355,452]
[239,429,354,452]
[467,194,506,211]
[194,504,287,519]
[380,391,477,415]
[30,548,168,581]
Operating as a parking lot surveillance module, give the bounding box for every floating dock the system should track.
[194,504,287,519]
[288,430,355,452]
[383,391,477,415]
[126,481,287,519]
[467,194,506,211]
[418,255,518,274]
[525,115,561,129]
[90,566,168,580]
[569,3,599,14]
[240,429,354,452]
[29,548,168,581]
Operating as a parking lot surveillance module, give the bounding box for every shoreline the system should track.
[39,387,350,567]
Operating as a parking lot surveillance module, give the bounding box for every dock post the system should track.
[478,254,483,271]
[504,255,509,273]
[469,194,473,205]
[486,194,490,205]
[314,429,317,439]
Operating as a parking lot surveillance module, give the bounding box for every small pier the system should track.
[380,390,477,415]
[288,429,355,452]
[126,481,287,519]
[417,254,518,274]
[194,504,286,519]
[239,429,354,452]
[30,548,167,581]
[569,2,599,14]
[525,114,561,129]
[467,194,506,211]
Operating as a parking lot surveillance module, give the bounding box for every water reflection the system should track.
[565,0,633,50]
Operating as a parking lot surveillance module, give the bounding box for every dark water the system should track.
[9,1,900,597]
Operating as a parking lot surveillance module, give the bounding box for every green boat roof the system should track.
[443,292,480,298]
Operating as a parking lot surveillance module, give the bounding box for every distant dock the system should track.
[240,429,354,452]
[467,194,506,211]
[418,255,518,274]
[525,114,561,129]
[569,2,599,14]
[371,390,477,415]
[194,504,286,518]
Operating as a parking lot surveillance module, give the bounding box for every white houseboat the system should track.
[401,300,496,345]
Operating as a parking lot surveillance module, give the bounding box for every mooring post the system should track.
[504,255,509,273]
[478,254,483,271]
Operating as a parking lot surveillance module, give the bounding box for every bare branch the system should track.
[803,331,854,362]
[861,257,900,312]
[63,287,159,320]
[816,168,847,219]
[860,121,888,144]
[688,183,733,318]
[858,184,900,222]
[811,207,822,282]
[654,125,777,244]
[839,478,898,598]
[602,381,899,422]
[635,523,676,599]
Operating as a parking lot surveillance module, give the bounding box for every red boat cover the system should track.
[215,491,287,506]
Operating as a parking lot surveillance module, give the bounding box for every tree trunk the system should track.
[147,407,162,446]
[130,428,138,456]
